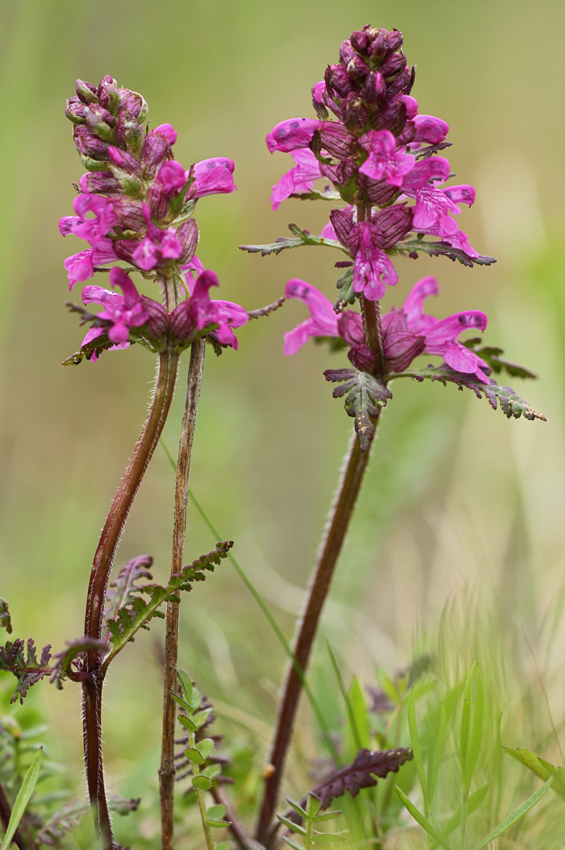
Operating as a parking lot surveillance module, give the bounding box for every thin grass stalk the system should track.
[159,339,206,850]
[82,349,179,850]
[255,423,377,844]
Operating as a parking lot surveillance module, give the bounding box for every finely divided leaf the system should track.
[102,543,233,669]
[0,639,53,703]
[324,369,392,451]
[309,747,414,809]
[240,223,347,257]
[395,238,496,268]
[395,364,545,421]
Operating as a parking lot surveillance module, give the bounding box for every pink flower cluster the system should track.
[61,76,246,358]
[284,277,489,382]
[267,27,478,302]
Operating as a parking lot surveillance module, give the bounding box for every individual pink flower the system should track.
[170,269,248,349]
[351,222,398,300]
[266,117,323,153]
[130,204,183,271]
[81,267,149,356]
[59,194,117,247]
[283,279,339,355]
[382,276,489,379]
[190,158,236,198]
[270,149,323,210]
[63,240,119,290]
[358,129,415,187]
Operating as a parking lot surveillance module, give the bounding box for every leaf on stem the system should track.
[307,747,413,810]
[503,747,565,801]
[50,636,109,688]
[324,369,392,451]
[394,238,496,268]
[2,746,43,849]
[101,542,233,667]
[0,599,12,634]
[392,364,546,421]
[0,639,53,703]
[239,223,346,257]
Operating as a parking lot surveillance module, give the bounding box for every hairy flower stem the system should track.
[159,339,206,850]
[255,425,377,845]
[83,349,179,850]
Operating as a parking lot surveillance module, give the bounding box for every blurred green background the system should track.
[1,0,564,842]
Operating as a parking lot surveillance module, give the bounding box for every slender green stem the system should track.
[189,730,216,850]
[160,340,206,850]
[255,425,378,845]
[82,349,179,850]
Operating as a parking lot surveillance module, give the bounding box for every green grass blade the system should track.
[2,746,43,848]
[408,688,429,813]
[327,643,363,752]
[468,776,554,850]
[465,666,484,796]
[394,785,453,850]
[429,784,489,850]
[428,702,447,813]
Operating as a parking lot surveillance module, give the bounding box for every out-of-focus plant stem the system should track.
[83,348,179,850]
[255,423,377,845]
[159,339,206,850]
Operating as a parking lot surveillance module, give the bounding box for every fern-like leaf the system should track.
[101,543,233,672]
[324,368,393,450]
[395,238,496,267]
[310,747,413,809]
[0,640,53,703]
[393,364,545,421]
[240,223,347,257]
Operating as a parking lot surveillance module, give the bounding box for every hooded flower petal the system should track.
[191,158,236,197]
[266,118,323,153]
[271,149,323,210]
[283,279,339,355]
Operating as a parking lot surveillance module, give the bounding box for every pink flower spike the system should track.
[191,158,236,197]
[284,279,339,355]
[266,117,322,153]
[359,129,415,187]
[271,149,322,210]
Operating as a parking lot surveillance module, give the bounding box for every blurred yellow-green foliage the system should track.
[1,0,564,843]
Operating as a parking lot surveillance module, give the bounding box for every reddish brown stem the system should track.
[82,349,179,850]
[159,340,206,850]
[255,426,377,845]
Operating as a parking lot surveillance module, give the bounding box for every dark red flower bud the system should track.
[384,331,425,371]
[358,175,397,206]
[141,296,169,338]
[316,122,356,158]
[348,343,377,372]
[118,90,148,122]
[369,98,407,136]
[330,207,354,246]
[347,55,370,82]
[75,79,98,105]
[334,158,358,186]
[386,65,414,99]
[98,79,121,115]
[379,52,406,79]
[177,218,199,264]
[338,311,365,346]
[395,119,416,148]
[325,64,353,99]
[367,30,388,63]
[372,204,412,247]
[85,104,116,143]
[350,28,371,55]
[116,111,144,155]
[66,96,87,125]
[385,29,403,52]
[359,70,386,104]
[341,93,368,132]
[73,124,110,160]
[339,39,357,65]
[79,171,121,194]
[112,198,146,232]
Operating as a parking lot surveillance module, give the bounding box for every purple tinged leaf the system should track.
[0,639,53,703]
[324,369,392,451]
[0,599,12,634]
